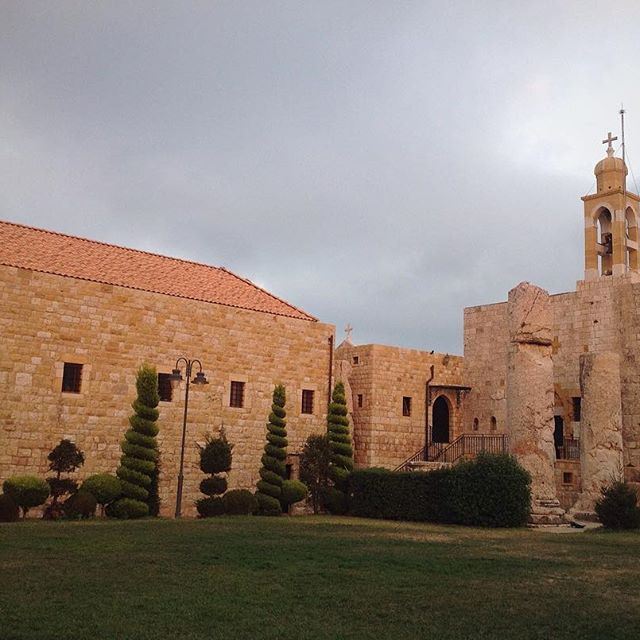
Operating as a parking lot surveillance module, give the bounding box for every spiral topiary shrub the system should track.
[3,476,50,518]
[112,364,160,519]
[0,494,19,522]
[223,489,257,515]
[63,490,97,519]
[196,430,233,518]
[327,381,353,511]
[81,474,122,516]
[256,385,288,515]
[280,479,308,511]
[109,497,150,520]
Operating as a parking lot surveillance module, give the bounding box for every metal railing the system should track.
[555,437,579,460]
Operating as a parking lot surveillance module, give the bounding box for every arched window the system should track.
[490,416,497,431]
[473,417,479,432]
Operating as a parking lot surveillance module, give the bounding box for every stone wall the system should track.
[335,342,464,469]
[0,265,334,516]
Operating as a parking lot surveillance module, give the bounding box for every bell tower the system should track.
[582,132,640,280]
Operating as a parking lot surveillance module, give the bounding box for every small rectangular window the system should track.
[301,389,314,414]
[357,394,363,408]
[352,356,359,365]
[61,363,83,393]
[563,472,573,485]
[402,396,412,417]
[230,381,245,408]
[572,397,581,422]
[158,373,173,402]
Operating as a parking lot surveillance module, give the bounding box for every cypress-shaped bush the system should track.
[327,381,353,510]
[256,384,288,515]
[112,364,160,519]
[196,430,233,518]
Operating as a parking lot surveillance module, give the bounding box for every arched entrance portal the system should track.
[432,396,450,443]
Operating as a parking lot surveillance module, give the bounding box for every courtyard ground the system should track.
[0,516,639,640]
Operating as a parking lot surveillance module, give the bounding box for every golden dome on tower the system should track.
[594,132,627,193]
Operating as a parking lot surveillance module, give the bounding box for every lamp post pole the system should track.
[171,357,208,518]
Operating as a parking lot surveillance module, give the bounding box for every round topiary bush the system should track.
[200,476,228,497]
[81,474,122,516]
[595,481,640,530]
[3,475,50,518]
[109,497,149,520]
[0,493,19,522]
[115,364,160,518]
[63,490,97,519]
[281,479,308,510]
[223,489,258,515]
[196,496,225,518]
[256,385,287,515]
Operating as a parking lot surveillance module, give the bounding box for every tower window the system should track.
[402,396,412,417]
[353,356,359,365]
[301,390,314,414]
[572,397,581,422]
[473,418,479,431]
[61,363,83,393]
[158,373,173,402]
[490,416,497,431]
[230,381,245,408]
[357,394,363,408]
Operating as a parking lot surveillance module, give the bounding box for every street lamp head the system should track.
[170,368,183,382]
[192,371,208,385]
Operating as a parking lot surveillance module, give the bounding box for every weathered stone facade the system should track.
[0,264,334,516]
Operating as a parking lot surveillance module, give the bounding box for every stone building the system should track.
[0,221,334,516]
[334,136,640,519]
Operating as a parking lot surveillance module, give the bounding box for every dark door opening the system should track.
[554,416,564,456]
[432,396,450,443]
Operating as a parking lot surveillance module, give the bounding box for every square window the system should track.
[357,394,363,408]
[352,356,359,365]
[572,397,581,422]
[563,472,573,484]
[61,363,83,393]
[301,389,314,414]
[402,396,412,417]
[158,373,173,402]
[230,381,245,408]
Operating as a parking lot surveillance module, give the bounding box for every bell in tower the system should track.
[582,132,640,280]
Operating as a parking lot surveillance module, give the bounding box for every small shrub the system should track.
[109,497,149,519]
[196,496,225,518]
[81,474,122,516]
[280,480,308,509]
[595,481,640,530]
[3,476,50,518]
[223,490,258,515]
[63,490,97,519]
[299,434,332,514]
[0,494,19,522]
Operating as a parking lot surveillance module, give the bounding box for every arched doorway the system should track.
[432,396,450,443]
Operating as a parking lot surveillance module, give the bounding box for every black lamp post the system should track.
[170,357,208,518]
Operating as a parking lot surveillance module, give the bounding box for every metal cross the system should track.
[344,323,353,342]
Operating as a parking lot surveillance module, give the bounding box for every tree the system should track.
[327,381,353,509]
[44,439,85,519]
[112,364,160,519]
[256,384,288,515]
[299,434,332,514]
[196,430,233,517]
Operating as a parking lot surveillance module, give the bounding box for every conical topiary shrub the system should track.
[256,384,287,515]
[196,430,233,518]
[112,364,160,519]
[326,381,353,512]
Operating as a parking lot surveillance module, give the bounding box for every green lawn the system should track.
[1,517,639,640]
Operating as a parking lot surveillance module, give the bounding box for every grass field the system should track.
[1,516,639,640]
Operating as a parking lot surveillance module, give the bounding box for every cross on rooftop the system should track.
[344,323,353,342]
[602,131,618,156]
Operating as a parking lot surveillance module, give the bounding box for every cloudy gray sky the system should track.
[2,2,640,353]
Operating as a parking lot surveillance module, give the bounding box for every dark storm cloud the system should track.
[2,1,640,352]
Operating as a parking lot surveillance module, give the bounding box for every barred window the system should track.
[158,373,173,402]
[61,363,83,393]
[357,394,363,408]
[402,396,412,417]
[230,381,245,408]
[301,389,314,414]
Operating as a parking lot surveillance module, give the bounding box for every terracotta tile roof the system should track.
[0,220,316,321]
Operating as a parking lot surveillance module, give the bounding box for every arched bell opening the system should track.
[595,207,613,276]
[625,206,638,272]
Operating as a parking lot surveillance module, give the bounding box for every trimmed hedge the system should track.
[349,453,531,528]
[223,490,258,515]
